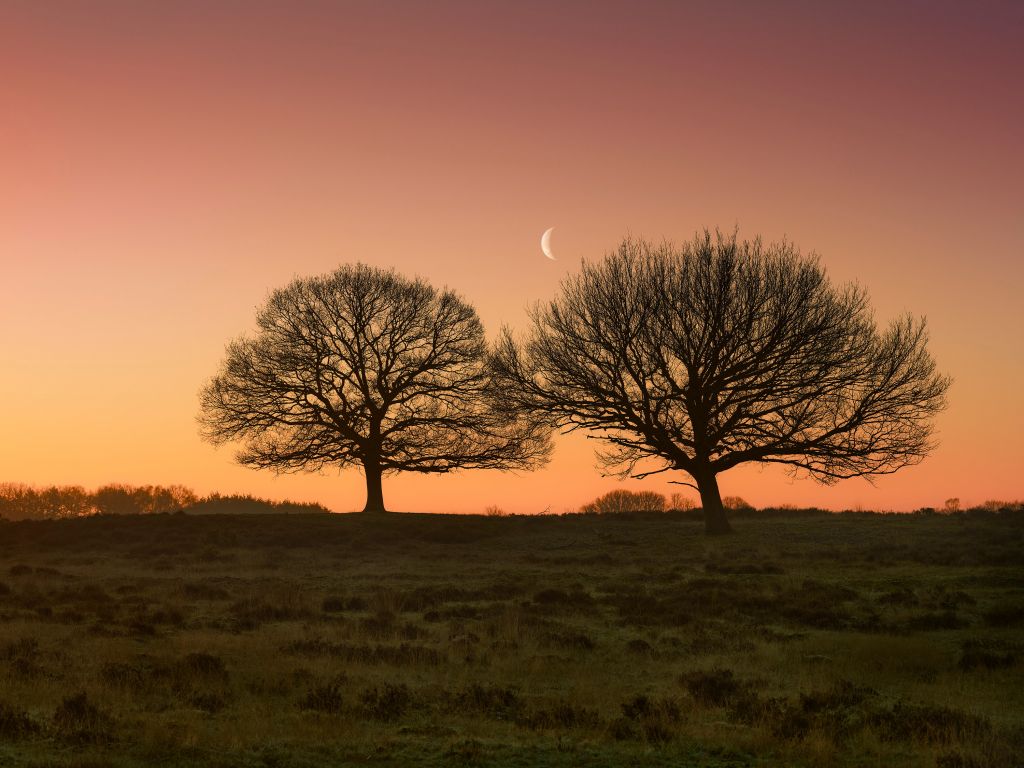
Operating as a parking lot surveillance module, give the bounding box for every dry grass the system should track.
[0,509,1021,766]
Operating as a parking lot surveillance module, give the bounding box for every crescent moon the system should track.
[541,227,556,260]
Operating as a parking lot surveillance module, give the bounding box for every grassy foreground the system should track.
[0,510,1022,767]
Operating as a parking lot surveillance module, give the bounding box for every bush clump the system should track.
[579,490,666,514]
[52,692,113,744]
[359,683,412,721]
[871,702,991,745]
[0,701,41,739]
[300,680,345,714]
[680,667,745,707]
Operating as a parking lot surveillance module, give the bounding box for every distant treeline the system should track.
[567,490,1023,518]
[0,483,331,521]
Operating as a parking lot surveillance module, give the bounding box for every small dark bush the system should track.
[180,652,228,680]
[532,588,594,609]
[283,639,442,666]
[182,582,230,600]
[680,668,744,707]
[52,692,113,744]
[609,716,638,741]
[958,641,1017,671]
[621,693,681,741]
[936,751,987,768]
[877,587,919,607]
[300,681,345,714]
[705,560,784,575]
[445,738,486,765]
[907,611,970,631]
[359,683,412,721]
[322,596,346,613]
[451,683,522,720]
[983,603,1024,627]
[626,638,654,655]
[872,702,991,744]
[0,701,40,738]
[8,564,32,576]
[229,595,310,629]
[542,630,596,651]
[521,701,601,730]
[185,690,228,713]
[101,660,151,691]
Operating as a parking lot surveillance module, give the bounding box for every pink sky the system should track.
[1,1,1021,512]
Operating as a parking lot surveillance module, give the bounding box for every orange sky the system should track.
[2,1,1022,513]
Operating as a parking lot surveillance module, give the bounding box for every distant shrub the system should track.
[958,640,1018,671]
[321,596,346,613]
[977,499,1024,513]
[179,652,228,680]
[983,603,1024,627]
[871,701,990,744]
[484,505,508,517]
[722,496,755,511]
[618,694,681,743]
[450,683,522,720]
[580,489,666,514]
[520,701,601,730]
[669,492,697,511]
[183,494,331,515]
[0,483,327,520]
[0,701,40,739]
[680,668,745,707]
[300,680,345,713]
[359,683,412,721]
[52,692,113,744]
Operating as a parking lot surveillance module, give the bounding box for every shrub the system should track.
[52,692,113,744]
[0,701,40,738]
[958,640,1017,671]
[580,489,667,514]
[722,496,755,511]
[872,702,990,744]
[668,493,696,511]
[983,603,1024,627]
[626,638,654,655]
[450,684,522,720]
[179,652,228,680]
[359,683,412,721]
[520,701,601,730]
[680,668,744,707]
[300,681,345,714]
[321,596,346,613]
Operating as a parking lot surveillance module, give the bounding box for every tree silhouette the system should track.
[492,231,950,534]
[199,264,550,512]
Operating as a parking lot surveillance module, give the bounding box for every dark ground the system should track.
[0,509,1022,767]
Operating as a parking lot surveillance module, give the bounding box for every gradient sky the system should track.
[2,0,1022,513]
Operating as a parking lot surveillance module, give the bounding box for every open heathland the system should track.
[0,509,1022,767]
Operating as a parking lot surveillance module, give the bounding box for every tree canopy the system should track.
[492,231,950,533]
[199,264,550,512]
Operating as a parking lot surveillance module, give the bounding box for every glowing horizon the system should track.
[1,1,1021,513]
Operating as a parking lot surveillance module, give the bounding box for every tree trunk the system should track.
[361,457,386,513]
[695,468,732,535]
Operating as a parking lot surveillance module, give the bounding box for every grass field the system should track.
[0,510,1022,767]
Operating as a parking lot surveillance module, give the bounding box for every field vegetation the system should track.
[0,508,1022,766]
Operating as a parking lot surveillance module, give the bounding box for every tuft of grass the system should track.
[299,680,345,714]
[52,692,113,744]
[358,683,412,721]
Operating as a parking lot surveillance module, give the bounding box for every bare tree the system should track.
[492,231,950,534]
[199,264,550,512]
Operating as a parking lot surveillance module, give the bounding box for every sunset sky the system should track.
[2,1,1021,513]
